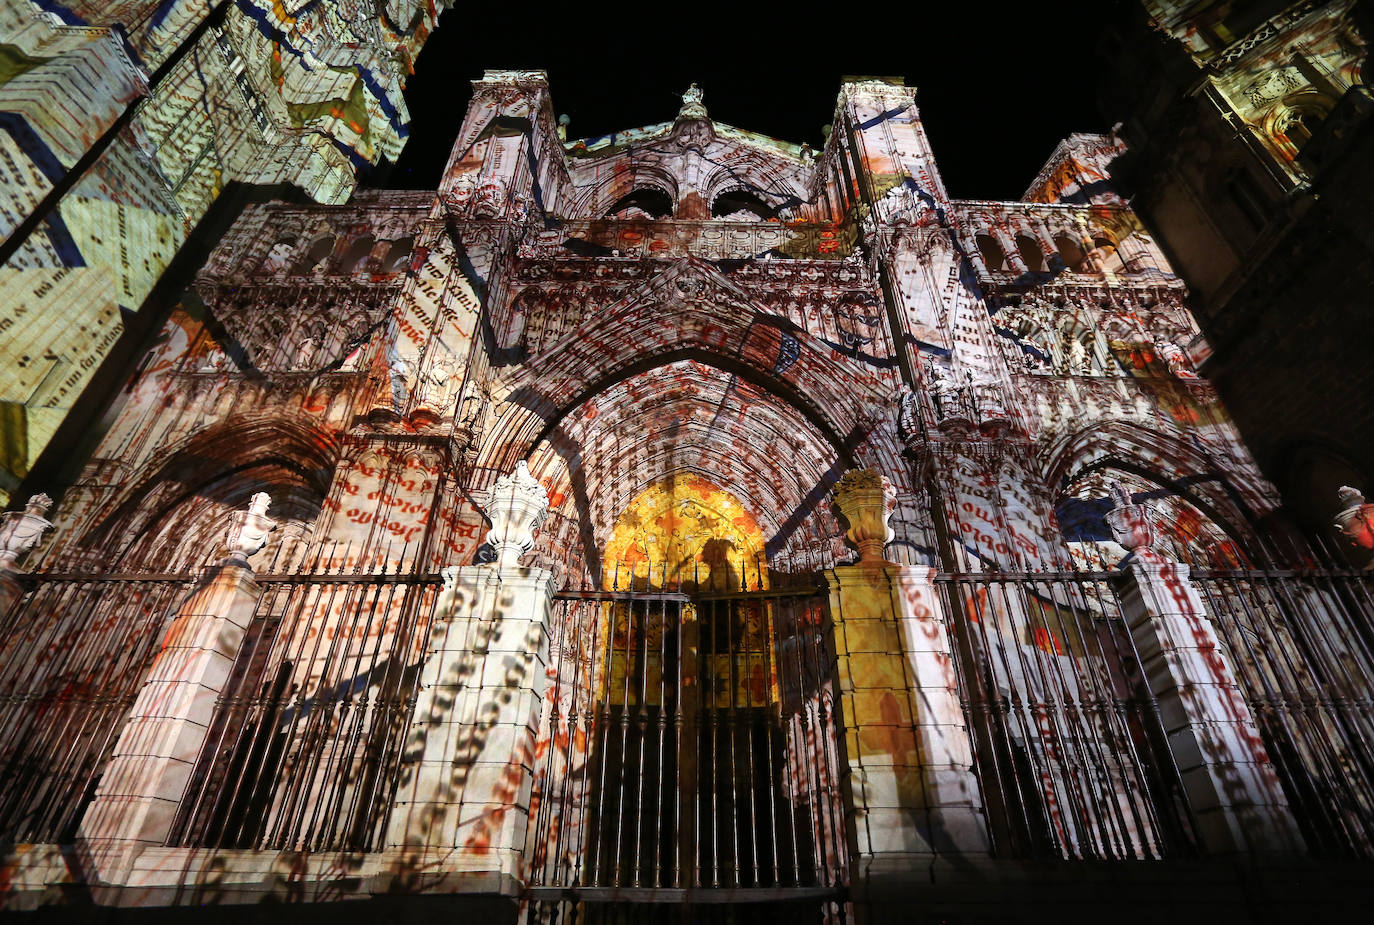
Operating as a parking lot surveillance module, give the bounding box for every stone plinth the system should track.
[77,563,263,877]
[385,564,555,879]
[1114,558,1304,854]
[826,562,989,871]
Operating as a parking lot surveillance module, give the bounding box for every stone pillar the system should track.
[0,493,54,613]
[1106,483,1303,854]
[991,227,1027,275]
[77,493,276,876]
[386,461,552,882]
[828,469,988,879]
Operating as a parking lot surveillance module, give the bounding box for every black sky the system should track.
[372,1,1140,202]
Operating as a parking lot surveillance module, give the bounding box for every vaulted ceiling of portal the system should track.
[526,359,843,581]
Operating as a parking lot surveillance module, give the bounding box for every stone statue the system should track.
[1334,486,1374,552]
[224,492,277,566]
[0,494,54,571]
[1156,340,1197,379]
[679,82,708,120]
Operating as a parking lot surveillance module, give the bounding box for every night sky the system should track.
[370,1,1142,202]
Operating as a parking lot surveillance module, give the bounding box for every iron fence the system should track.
[170,568,440,851]
[934,571,1199,860]
[1192,565,1374,857]
[527,565,846,905]
[0,573,194,842]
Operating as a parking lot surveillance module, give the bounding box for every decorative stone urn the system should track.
[834,468,895,563]
[1104,481,1165,562]
[224,492,277,566]
[483,460,550,569]
[0,493,54,571]
[1334,486,1374,551]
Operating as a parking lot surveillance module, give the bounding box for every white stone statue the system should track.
[0,494,54,571]
[1104,480,1165,563]
[224,492,277,566]
[679,82,708,120]
[1156,340,1197,379]
[1334,486,1374,552]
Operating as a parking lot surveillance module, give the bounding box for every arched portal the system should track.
[528,466,845,897]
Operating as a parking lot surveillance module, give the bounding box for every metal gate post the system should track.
[829,470,989,877]
[386,462,553,886]
[76,493,273,880]
[1106,485,1303,854]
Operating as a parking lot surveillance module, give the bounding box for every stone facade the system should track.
[0,69,1372,922]
[0,0,449,502]
[1104,0,1374,558]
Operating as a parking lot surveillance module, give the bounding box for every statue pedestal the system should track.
[826,562,989,871]
[385,565,554,885]
[77,564,263,879]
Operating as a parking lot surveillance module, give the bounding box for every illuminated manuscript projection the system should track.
[0,0,447,497]
[5,66,1373,920]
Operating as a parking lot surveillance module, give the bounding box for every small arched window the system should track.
[1270,94,1335,160]
[1055,234,1085,272]
[382,237,414,273]
[1016,234,1045,273]
[976,234,1006,271]
[341,235,376,274]
[292,236,334,275]
[710,189,777,220]
[605,188,673,220]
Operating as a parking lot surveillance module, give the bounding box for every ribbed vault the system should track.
[526,359,843,584]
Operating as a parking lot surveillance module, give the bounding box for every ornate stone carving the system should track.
[224,492,277,566]
[483,461,550,568]
[834,468,895,563]
[1334,486,1374,552]
[0,494,55,571]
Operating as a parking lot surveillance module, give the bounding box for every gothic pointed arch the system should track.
[1044,420,1275,565]
[79,416,339,570]
[477,257,895,479]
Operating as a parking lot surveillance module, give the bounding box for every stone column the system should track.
[386,461,553,882]
[1106,483,1303,854]
[828,469,988,880]
[0,493,54,613]
[77,493,276,876]
[991,227,1027,275]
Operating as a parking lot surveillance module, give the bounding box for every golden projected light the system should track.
[598,474,776,709]
[602,473,767,593]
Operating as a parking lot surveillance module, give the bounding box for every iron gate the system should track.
[526,570,847,920]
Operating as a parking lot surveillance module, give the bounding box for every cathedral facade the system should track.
[1,71,1372,922]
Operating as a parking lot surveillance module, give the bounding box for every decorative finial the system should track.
[679,83,708,120]
[834,468,896,563]
[224,492,276,566]
[483,461,550,569]
[0,493,55,571]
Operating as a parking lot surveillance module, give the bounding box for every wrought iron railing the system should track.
[170,569,440,851]
[934,571,1199,860]
[1,552,1370,876]
[527,569,846,904]
[0,573,194,843]
[1191,566,1374,857]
